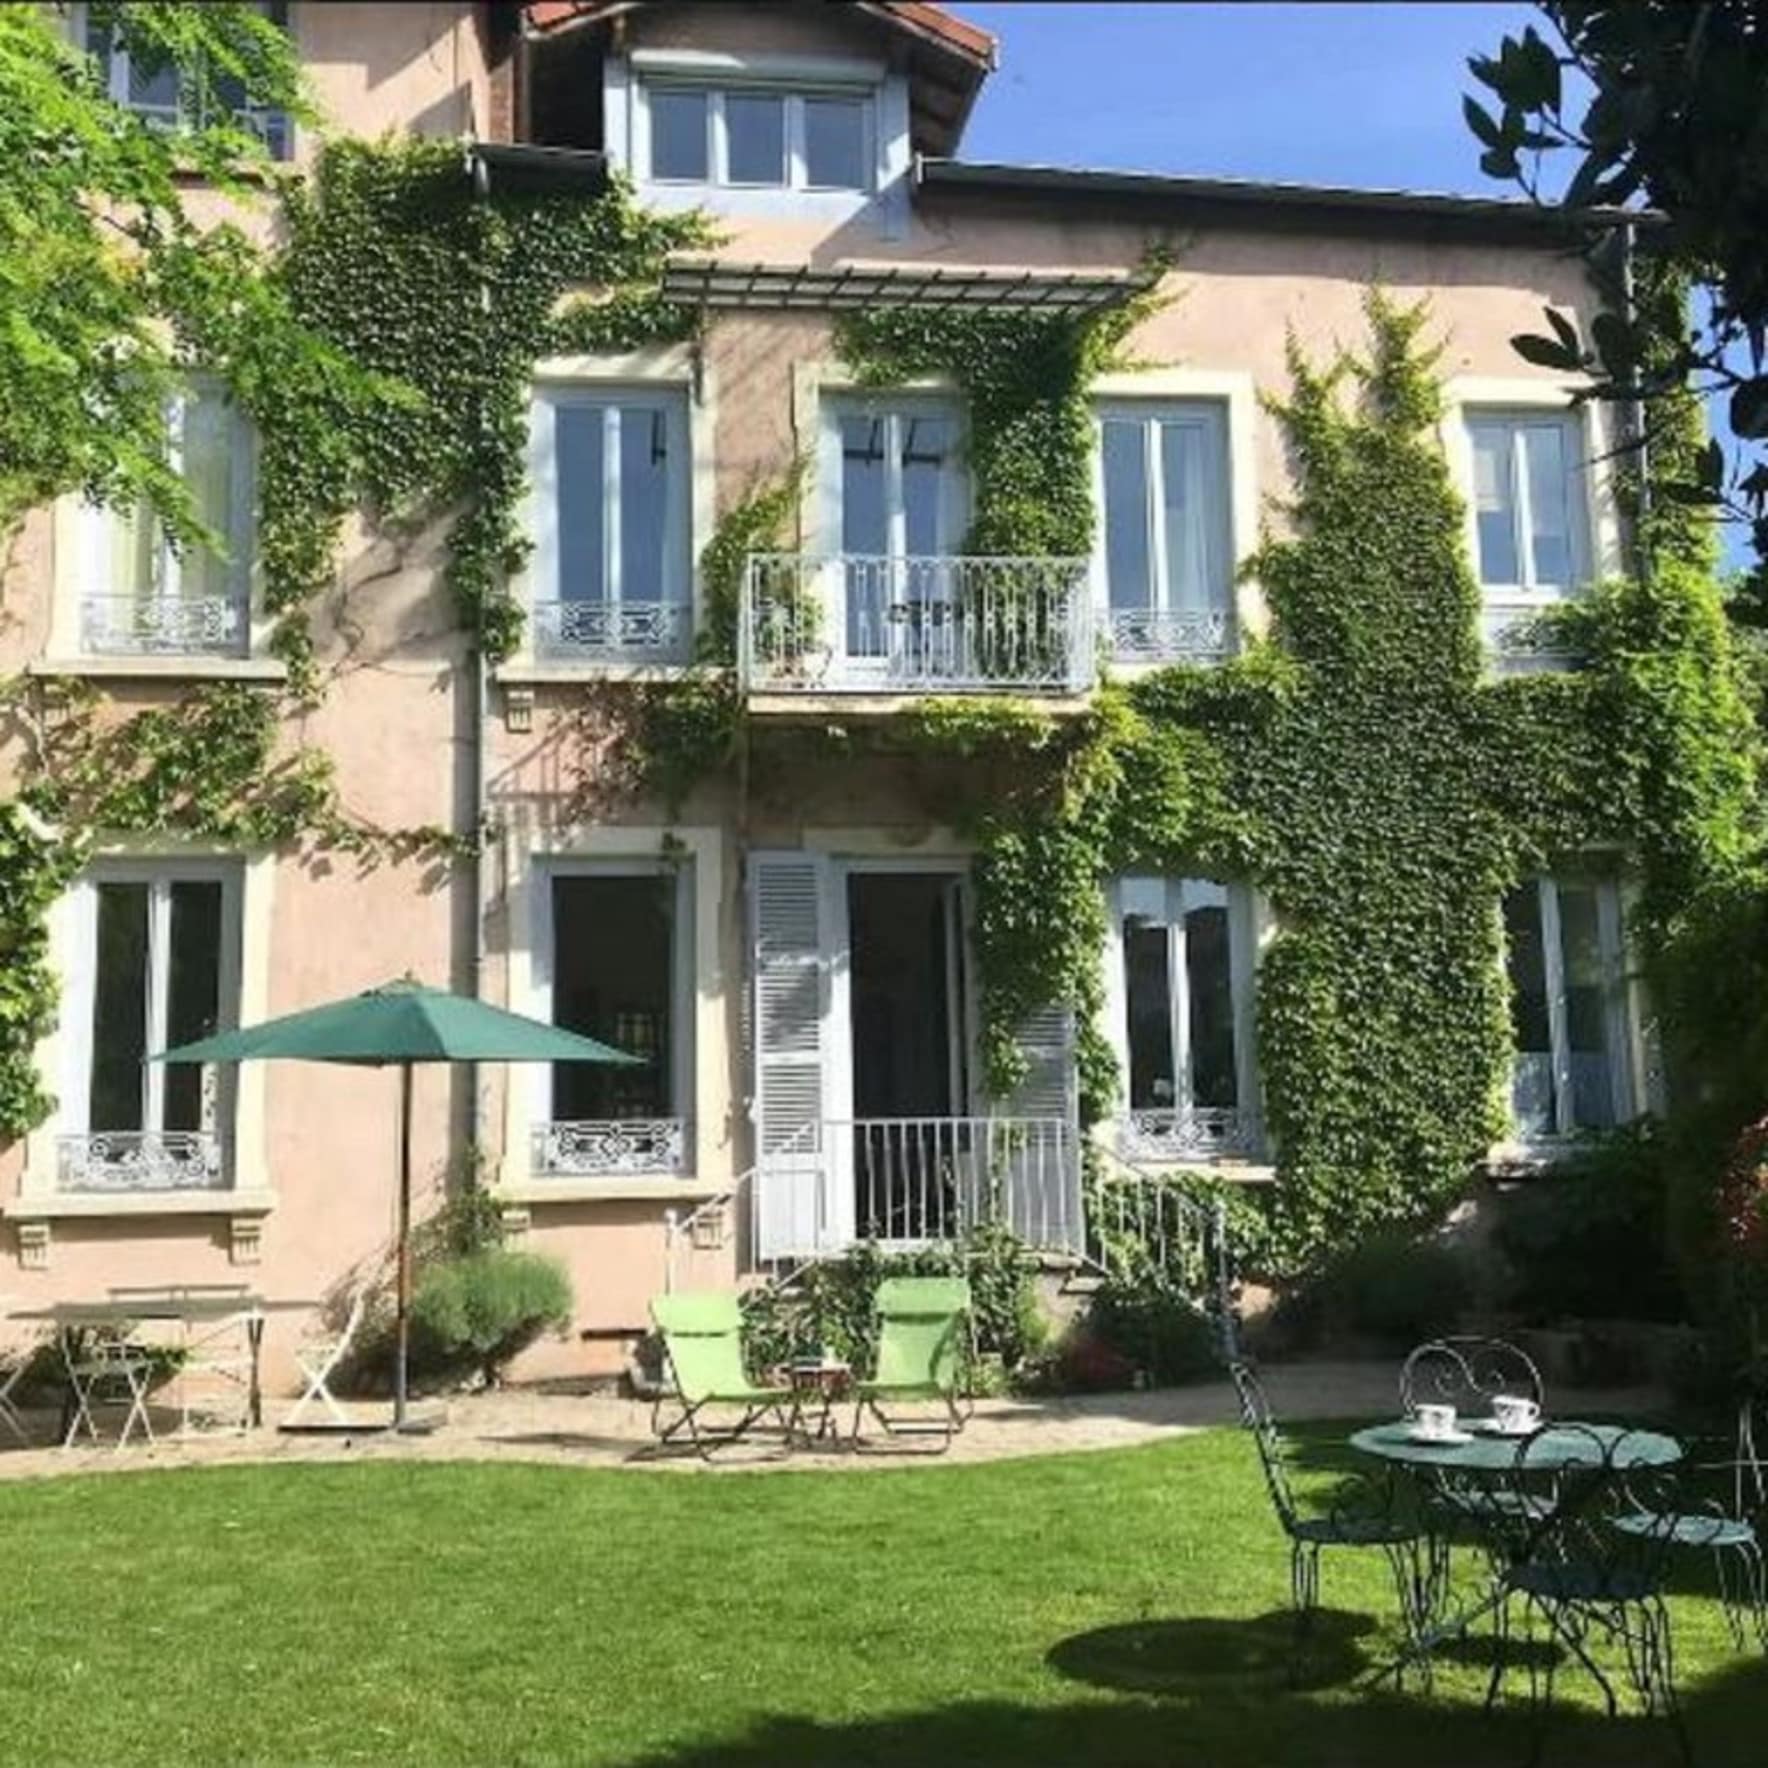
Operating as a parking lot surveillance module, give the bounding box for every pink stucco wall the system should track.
[0,1,1609,1392]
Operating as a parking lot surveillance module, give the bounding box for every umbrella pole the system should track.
[395,1060,412,1431]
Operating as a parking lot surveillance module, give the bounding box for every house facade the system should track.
[0,2,1652,1381]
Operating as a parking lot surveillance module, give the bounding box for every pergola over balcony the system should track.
[658,256,1156,316]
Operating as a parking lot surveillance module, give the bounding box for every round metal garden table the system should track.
[1350,1419,1683,1477]
[1348,1419,1684,1685]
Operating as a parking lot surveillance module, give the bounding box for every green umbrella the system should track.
[155,977,638,1430]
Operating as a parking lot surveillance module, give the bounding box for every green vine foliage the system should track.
[795,287,1757,1274]
[0,681,460,1140]
[270,140,708,677]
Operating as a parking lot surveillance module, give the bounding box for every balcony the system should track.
[740,554,1094,699]
[532,1118,688,1177]
[57,1131,226,1194]
[81,594,248,659]
[531,600,693,666]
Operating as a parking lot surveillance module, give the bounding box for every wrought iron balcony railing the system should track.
[532,1118,688,1176]
[81,594,249,659]
[532,600,692,664]
[57,1131,227,1193]
[741,554,1094,696]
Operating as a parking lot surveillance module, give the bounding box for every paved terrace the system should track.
[0,1360,1669,1481]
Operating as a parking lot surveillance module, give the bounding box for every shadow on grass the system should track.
[620,1650,1768,1767]
[1046,1607,1373,1695]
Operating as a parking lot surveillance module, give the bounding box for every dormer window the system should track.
[639,78,874,193]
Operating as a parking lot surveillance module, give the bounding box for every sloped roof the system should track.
[520,2,995,154]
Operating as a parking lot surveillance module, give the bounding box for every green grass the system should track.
[5,1427,1766,1766]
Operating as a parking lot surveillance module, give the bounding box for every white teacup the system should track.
[1414,1402,1458,1440]
[1492,1393,1541,1435]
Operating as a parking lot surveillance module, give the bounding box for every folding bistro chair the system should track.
[649,1293,792,1460]
[280,1291,368,1431]
[0,1336,31,1446]
[850,1276,971,1453]
[63,1327,156,1450]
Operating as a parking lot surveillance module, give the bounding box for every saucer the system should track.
[1406,1425,1474,1446]
[1473,1417,1537,1438]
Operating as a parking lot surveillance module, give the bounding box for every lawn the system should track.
[5,1428,1765,1766]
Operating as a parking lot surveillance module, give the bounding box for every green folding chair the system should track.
[649,1292,792,1460]
[851,1276,972,1453]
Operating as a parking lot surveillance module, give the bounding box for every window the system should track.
[1504,875,1633,1141]
[538,867,691,1175]
[824,397,966,664]
[81,384,255,657]
[58,863,241,1191]
[529,386,691,660]
[641,81,873,192]
[85,2,292,159]
[1112,876,1259,1159]
[1097,402,1233,661]
[1467,411,1587,594]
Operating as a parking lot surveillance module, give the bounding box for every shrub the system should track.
[1083,1273,1220,1387]
[740,1224,1046,1382]
[1494,1123,1684,1324]
[409,1250,573,1388]
[1319,1231,1474,1346]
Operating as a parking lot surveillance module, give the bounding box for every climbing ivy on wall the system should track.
[267,140,708,679]
[0,141,710,1142]
[629,275,1757,1276]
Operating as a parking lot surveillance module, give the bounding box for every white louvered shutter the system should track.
[995,1005,1083,1253]
[750,853,828,1259]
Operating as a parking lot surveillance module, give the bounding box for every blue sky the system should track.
[957,3,1543,193]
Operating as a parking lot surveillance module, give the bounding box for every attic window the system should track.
[640,80,873,193]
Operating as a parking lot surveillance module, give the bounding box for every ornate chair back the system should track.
[1400,1335,1543,1420]
[1230,1359,1300,1534]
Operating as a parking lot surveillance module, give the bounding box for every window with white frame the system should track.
[57,862,242,1193]
[1503,874,1634,1142]
[641,79,873,191]
[1112,876,1260,1160]
[535,865,693,1176]
[1097,402,1233,662]
[529,386,692,661]
[1467,410,1589,596]
[84,2,292,158]
[823,396,966,664]
[81,384,255,658]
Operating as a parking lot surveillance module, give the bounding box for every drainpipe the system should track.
[1620,217,1649,566]
[467,147,493,1163]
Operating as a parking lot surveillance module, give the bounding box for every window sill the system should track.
[5,1189,276,1222]
[1112,1157,1277,1185]
[30,657,287,684]
[494,1177,724,1206]
[494,661,699,688]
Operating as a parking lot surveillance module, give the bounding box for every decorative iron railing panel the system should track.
[81,595,248,658]
[1119,1107,1262,1163]
[742,554,1094,695]
[532,1118,688,1176]
[532,600,692,663]
[57,1131,227,1193]
[1482,598,1577,672]
[1106,607,1233,663]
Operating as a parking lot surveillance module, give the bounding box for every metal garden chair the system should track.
[1400,1335,1545,1420]
[1229,1360,1432,1679]
[62,1326,156,1450]
[280,1290,368,1431]
[850,1276,972,1453]
[1488,1424,1690,1763]
[649,1292,793,1460]
[1612,1398,1766,1653]
[0,1334,31,1446]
